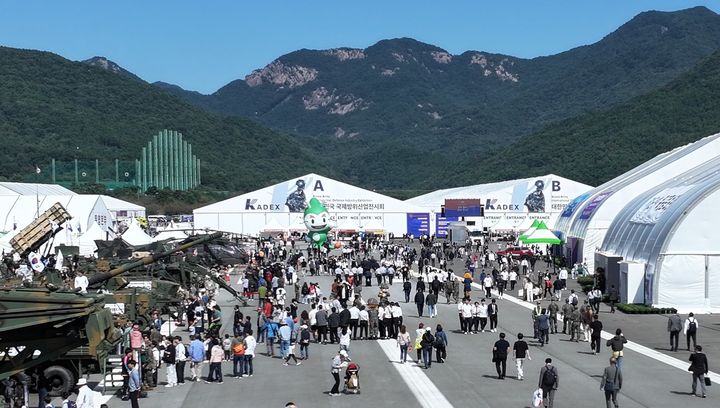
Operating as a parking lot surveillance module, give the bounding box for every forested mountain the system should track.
[2,7,720,198]
[451,49,720,187]
[157,6,720,189]
[0,47,329,192]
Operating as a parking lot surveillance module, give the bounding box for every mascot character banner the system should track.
[304,197,333,248]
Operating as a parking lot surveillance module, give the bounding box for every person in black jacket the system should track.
[403,279,412,303]
[689,345,709,398]
[492,332,510,379]
[327,308,340,344]
[416,277,426,294]
[414,291,425,317]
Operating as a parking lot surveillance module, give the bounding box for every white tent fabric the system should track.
[406,174,593,233]
[152,230,189,242]
[262,218,285,231]
[558,132,720,274]
[360,219,384,231]
[288,216,307,231]
[0,195,112,237]
[99,195,146,219]
[78,222,106,256]
[595,148,720,311]
[0,182,76,196]
[122,222,153,246]
[194,173,428,236]
[335,218,359,231]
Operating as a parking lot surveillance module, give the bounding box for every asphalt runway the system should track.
[107,264,718,408]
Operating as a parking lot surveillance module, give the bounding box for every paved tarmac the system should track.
[97,250,718,408]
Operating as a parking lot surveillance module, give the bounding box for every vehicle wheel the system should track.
[44,365,74,396]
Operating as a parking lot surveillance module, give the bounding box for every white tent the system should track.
[0,182,75,196]
[194,173,429,236]
[335,217,359,231]
[262,218,285,232]
[288,216,307,231]
[152,230,189,242]
[122,222,153,246]
[556,132,720,274]
[360,218,384,232]
[595,154,720,312]
[99,195,146,220]
[406,174,593,236]
[78,222,106,256]
[0,194,112,238]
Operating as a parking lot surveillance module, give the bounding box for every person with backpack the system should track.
[434,324,448,363]
[600,357,622,408]
[420,327,435,369]
[232,335,246,378]
[606,329,628,370]
[538,358,559,408]
[299,324,311,360]
[684,313,699,351]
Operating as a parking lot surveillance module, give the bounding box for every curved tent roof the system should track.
[556,132,720,272]
[122,222,153,246]
[0,182,76,196]
[599,156,720,308]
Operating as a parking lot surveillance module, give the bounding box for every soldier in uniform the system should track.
[368,304,380,340]
[561,299,574,334]
[285,179,308,212]
[452,278,461,304]
[444,278,454,304]
[569,305,582,342]
[524,180,546,213]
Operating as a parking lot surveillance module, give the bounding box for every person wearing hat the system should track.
[329,350,350,396]
[75,377,95,408]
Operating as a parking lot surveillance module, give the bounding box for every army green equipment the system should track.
[0,231,222,397]
[9,203,72,257]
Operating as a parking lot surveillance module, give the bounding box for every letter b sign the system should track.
[552,181,561,192]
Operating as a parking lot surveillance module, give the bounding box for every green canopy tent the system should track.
[519,219,541,241]
[520,221,562,245]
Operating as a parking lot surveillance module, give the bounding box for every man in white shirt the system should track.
[74,270,89,294]
[75,378,95,408]
[558,267,568,289]
[175,336,187,384]
[348,305,360,340]
[461,299,473,335]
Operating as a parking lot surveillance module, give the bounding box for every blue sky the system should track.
[1,0,717,93]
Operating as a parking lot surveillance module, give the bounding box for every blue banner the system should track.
[406,213,430,236]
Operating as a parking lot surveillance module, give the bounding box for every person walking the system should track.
[426,292,437,318]
[513,333,531,380]
[667,312,682,352]
[547,299,559,334]
[163,340,177,387]
[206,338,224,383]
[174,336,186,385]
[434,324,448,363]
[188,335,204,382]
[421,327,435,369]
[684,313,699,351]
[397,325,411,363]
[607,285,618,313]
[600,357,622,408]
[589,315,603,355]
[460,298,472,334]
[560,299,573,334]
[606,329,627,370]
[127,360,141,408]
[243,329,256,377]
[488,299,499,333]
[688,345,708,398]
[492,332,510,379]
[537,310,550,346]
[538,358,558,408]
[403,279,412,303]
[329,350,349,396]
[414,290,425,317]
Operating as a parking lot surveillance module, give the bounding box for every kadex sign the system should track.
[244,199,281,210]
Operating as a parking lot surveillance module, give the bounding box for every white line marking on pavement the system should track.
[464,278,720,384]
[376,339,454,408]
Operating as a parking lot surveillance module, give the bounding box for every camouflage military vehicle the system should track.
[0,232,222,399]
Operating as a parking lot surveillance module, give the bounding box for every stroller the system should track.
[343,362,360,394]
